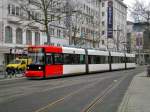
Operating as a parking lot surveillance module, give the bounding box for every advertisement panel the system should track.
[107,1,113,38]
[136,32,143,49]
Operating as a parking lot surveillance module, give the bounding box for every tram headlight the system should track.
[38,66,42,70]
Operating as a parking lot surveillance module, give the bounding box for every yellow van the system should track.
[6,58,32,73]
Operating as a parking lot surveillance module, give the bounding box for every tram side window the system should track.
[106,56,109,63]
[46,53,53,64]
[100,56,108,64]
[64,54,85,64]
[111,56,115,63]
[64,54,71,64]
[126,57,135,63]
[132,57,135,63]
[80,54,85,64]
[112,56,122,63]
[126,57,130,63]
[88,55,108,64]
[54,53,63,64]
[95,56,100,64]
[88,55,94,64]
[120,57,125,63]
[73,54,80,64]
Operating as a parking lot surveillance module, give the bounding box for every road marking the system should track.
[114,80,118,82]
[35,98,65,112]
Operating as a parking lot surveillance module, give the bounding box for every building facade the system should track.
[127,21,150,64]
[0,0,44,65]
[100,0,127,51]
[63,0,102,48]
[0,0,69,65]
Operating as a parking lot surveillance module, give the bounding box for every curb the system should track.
[117,72,146,112]
[117,83,132,112]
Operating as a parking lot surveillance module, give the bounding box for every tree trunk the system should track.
[44,12,50,45]
[45,23,50,45]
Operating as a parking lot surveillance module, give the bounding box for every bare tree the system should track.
[130,0,150,23]
[67,0,101,47]
[69,1,86,46]
[16,0,66,44]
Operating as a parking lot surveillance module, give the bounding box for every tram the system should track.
[25,46,136,78]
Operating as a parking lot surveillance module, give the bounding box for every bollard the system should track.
[147,65,150,77]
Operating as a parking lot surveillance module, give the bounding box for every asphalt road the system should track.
[0,67,145,112]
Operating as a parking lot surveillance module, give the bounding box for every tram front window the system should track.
[28,48,44,65]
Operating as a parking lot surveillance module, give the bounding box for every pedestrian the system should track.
[6,68,11,78]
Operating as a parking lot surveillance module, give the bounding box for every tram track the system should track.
[81,75,128,112]
[33,69,145,112]
[34,75,123,112]
[0,73,122,105]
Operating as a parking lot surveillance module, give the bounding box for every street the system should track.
[0,67,145,112]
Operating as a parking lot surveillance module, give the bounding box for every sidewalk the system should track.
[118,72,150,112]
[0,72,24,80]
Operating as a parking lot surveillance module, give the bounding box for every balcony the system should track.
[7,14,22,24]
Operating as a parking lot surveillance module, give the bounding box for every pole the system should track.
[116,26,119,51]
[65,0,72,45]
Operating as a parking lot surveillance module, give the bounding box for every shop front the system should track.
[4,47,27,65]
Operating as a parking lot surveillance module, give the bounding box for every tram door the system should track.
[45,53,63,77]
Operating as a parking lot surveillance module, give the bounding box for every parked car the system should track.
[6,58,32,74]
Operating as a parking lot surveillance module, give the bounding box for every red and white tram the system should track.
[25,45,136,78]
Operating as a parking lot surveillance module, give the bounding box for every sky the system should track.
[123,0,150,21]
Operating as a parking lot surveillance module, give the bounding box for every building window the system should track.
[102,31,105,35]
[102,40,105,45]
[16,28,23,44]
[102,12,105,16]
[26,30,32,45]
[57,29,61,38]
[50,28,55,36]
[35,32,40,45]
[57,16,61,24]
[5,26,13,43]
[102,2,105,7]
[11,5,15,15]
[16,7,20,16]
[27,11,30,20]
[102,21,105,26]
[51,15,55,21]
[8,4,22,17]
[8,4,11,14]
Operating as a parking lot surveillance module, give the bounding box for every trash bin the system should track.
[147,65,150,77]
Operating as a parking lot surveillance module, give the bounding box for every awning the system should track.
[0,47,9,53]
